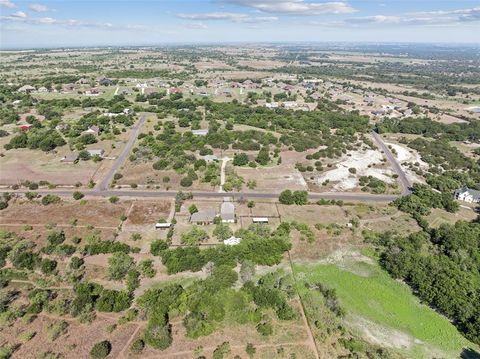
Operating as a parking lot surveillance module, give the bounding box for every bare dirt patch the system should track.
[316,149,394,191]
[348,315,413,350]
[0,199,130,227]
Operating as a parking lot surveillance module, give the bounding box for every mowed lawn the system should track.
[293,260,477,358]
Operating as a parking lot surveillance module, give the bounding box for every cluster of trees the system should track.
[152,226,291,274]
[278,190,309,205]
[0,106,19,125]
[365,220,480,345]
[106,69,189,80]
[377,117,480,142]
[274,55,480,90]
[394,183,459,218]
[376,117,480,191]
[0,192,12,210]
[5,128,66,152]
[84,239,132,255]
[137,267,296,350]
[407,138,478,174]
[359,176,387,194]
[70,281,131,318]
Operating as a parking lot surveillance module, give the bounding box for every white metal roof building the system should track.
[252,217,269,223]
[155,222,171,229]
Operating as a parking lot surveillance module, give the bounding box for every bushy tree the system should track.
[107,252,133,280]
[90,340,111,359]
[233,153,249,166]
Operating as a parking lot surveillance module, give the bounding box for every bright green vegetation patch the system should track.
[293,260,475,358]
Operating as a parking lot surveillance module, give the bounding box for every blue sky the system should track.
[1,0,479,48]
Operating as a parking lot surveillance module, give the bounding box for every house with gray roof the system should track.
[190,208,216,225]
[17,85,36,93]
[454,186,480,203]
[61,153,79,163]
[220,201,235,223]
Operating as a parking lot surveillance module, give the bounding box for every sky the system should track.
[0,0,479,48]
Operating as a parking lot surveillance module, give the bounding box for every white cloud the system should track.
[37,16,56,24]
[224,0,356,15]
[348,15,400,24]
[29,3,48,12]
[11,10,26,18]
[177,11,277,23]
[184,22,208,29]
[177,12,248,21]
[0,12,146,31]
[0,0,15,8]
[326,7,480,27]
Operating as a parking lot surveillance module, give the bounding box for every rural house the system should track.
[220,201,235,223]
[454,187,480,203]
[17,85,36,93]
[83,125,100,136]
[98,78,114,86]
[190,208,216,225]
[87,149,105,158]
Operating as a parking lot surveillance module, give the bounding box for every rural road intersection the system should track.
[2,116,412,203]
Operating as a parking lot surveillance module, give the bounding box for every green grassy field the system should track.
[293,258,478,358]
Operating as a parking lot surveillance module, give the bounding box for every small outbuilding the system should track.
[155,222,172,230]
[192,129,209,136]
[61,153,79,163]
[252,217,269,224]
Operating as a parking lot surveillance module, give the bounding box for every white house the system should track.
[203,155,218,163]
[265,102,279,109]
[87,149,105,158]
[454,187,480,203]
[282,101,297,109]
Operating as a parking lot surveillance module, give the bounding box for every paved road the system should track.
[4,188,399,202]
[96,113,149,191]
[371,130,412,195]
[0,126,408,204]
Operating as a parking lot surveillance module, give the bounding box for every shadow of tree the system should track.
[461,348,480,359]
